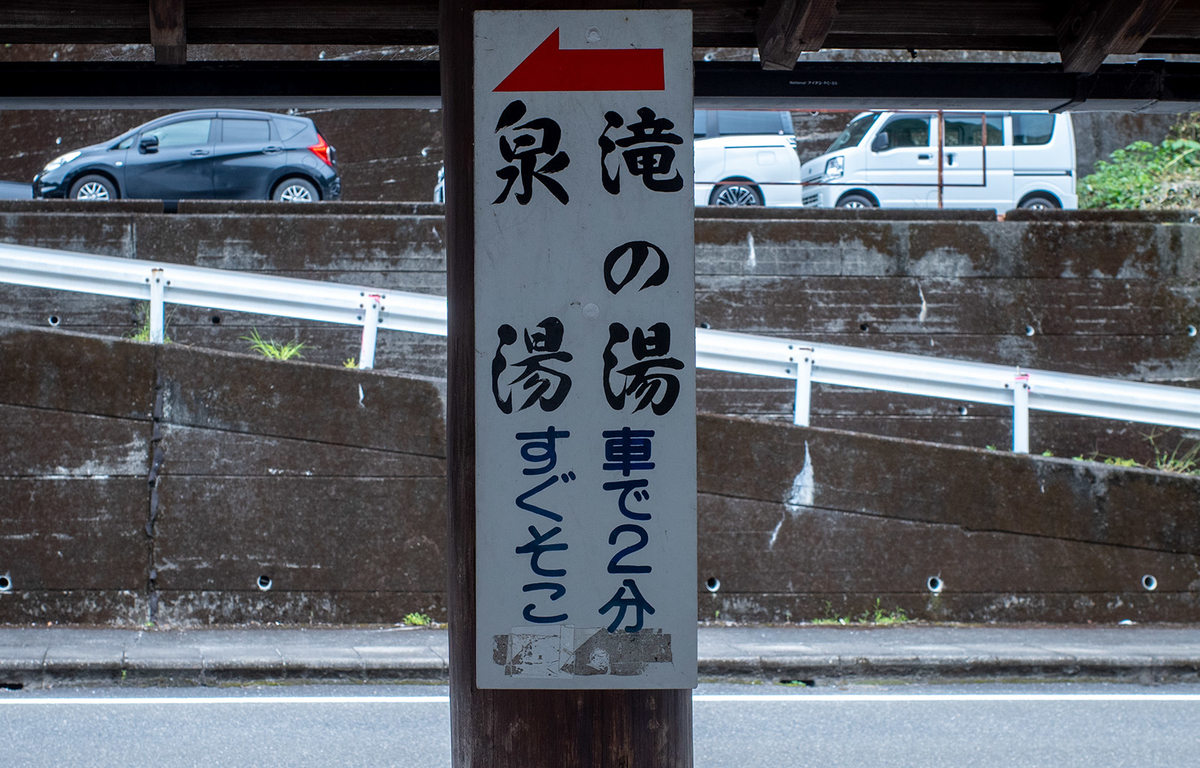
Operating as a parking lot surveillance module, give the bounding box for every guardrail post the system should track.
[149,268,165,344]
[358,294,381,369]
[1012,373,1030,453]
[794,350,814,427]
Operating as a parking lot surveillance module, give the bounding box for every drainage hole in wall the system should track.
[958,406,969,416]
[47,315,60,327]
[0,575,11,593]
[779,679,815,687]
[705,577,721,593]
[256,575,273,591]
[211,315,222,325]
[0,683,23,691]
[927,576,944,594]
[700,322,711,329]
[859,323,870,332]
[1188,325,1197,337]
[1024,325,1036,336]
[1142,574,1157,592]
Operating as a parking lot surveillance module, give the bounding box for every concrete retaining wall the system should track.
[3,325,1198,626]
[2,207,1198,463]
[0,325,447,625]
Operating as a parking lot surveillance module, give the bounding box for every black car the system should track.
[33,109,340,202]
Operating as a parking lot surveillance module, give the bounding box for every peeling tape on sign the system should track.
[494,628,673,677]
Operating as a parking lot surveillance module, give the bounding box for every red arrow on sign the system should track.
[494,28,665,92]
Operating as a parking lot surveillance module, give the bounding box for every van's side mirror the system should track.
[139,135,159,154]
[871,132,889,152]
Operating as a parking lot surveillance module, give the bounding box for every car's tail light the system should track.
[308,134,335,166]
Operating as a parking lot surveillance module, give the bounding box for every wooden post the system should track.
[148,0,187,65]
[439,0,694,765]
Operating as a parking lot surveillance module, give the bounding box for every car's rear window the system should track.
[222,119,270,143]
[1013,113,1055,146]
[273,116,311,141]
[716,111,789,136]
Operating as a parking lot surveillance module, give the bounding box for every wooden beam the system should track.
[1057,0,1180,74]
[756,0,838,71]
[3,1,1200,56]
[149,0,186,65]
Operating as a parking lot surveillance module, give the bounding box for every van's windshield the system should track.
[826,113,880,153]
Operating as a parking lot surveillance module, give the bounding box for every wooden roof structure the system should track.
[3,1,1197,71]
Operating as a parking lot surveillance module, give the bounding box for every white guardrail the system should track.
[3,242,1199,454]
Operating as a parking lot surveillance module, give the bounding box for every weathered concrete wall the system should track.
[3,325,1198,626]
[694,214,1200,463]
[698,414,1200,623]
[2,206,1197,462]
[0,324,447,625]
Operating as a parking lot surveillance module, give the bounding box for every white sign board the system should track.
[474,9,695,690]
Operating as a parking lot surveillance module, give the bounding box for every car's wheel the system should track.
[272,178,319,202]
[69,175,117,201]
[709,182,763,206]
[1019,195,1059,210]
[836,193,876,209]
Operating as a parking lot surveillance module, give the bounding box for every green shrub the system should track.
[1081,137,1200,210]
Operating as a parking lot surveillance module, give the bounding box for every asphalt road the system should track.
[3,682,1199,767]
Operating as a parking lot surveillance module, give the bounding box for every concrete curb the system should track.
[3,625,1200,687]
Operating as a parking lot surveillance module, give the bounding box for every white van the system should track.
[800,111,1078,211]
[693,110,804,207]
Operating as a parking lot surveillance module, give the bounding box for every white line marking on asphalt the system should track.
[1,693,1199,706]
[694,694,1200,702]
[0,696,452,705]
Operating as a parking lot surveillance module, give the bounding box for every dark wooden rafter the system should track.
[755,0,837,70]
[149,0,187,65]
[3,1,1200,53]
[1057,0,1180,74]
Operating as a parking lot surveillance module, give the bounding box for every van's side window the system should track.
[716,111,787,136]
[943,113,1004,146]
[1013,113,1055,145]
[878,115,930,148]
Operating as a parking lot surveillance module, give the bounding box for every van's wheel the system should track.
[710,182,762,206]
[1019,195,1059,210]
[272,178,319,202]
[70,175,117,201]
[836,193,876,209]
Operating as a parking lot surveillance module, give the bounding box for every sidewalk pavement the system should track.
[2,625,1199,687]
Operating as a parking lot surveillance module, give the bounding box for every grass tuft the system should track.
[240,328,308,360]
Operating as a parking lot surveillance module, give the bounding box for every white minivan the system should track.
[693,109,804,207]
[800,111,1078,211]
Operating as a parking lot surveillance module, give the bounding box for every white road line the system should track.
[694,694,1200,702]
[0,693,1199,705]
[0,696,452,705]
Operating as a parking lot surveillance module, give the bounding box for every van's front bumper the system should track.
[801,181,835,207]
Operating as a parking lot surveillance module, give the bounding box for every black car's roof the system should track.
[98,109,311,146]
[138,108,306,127]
